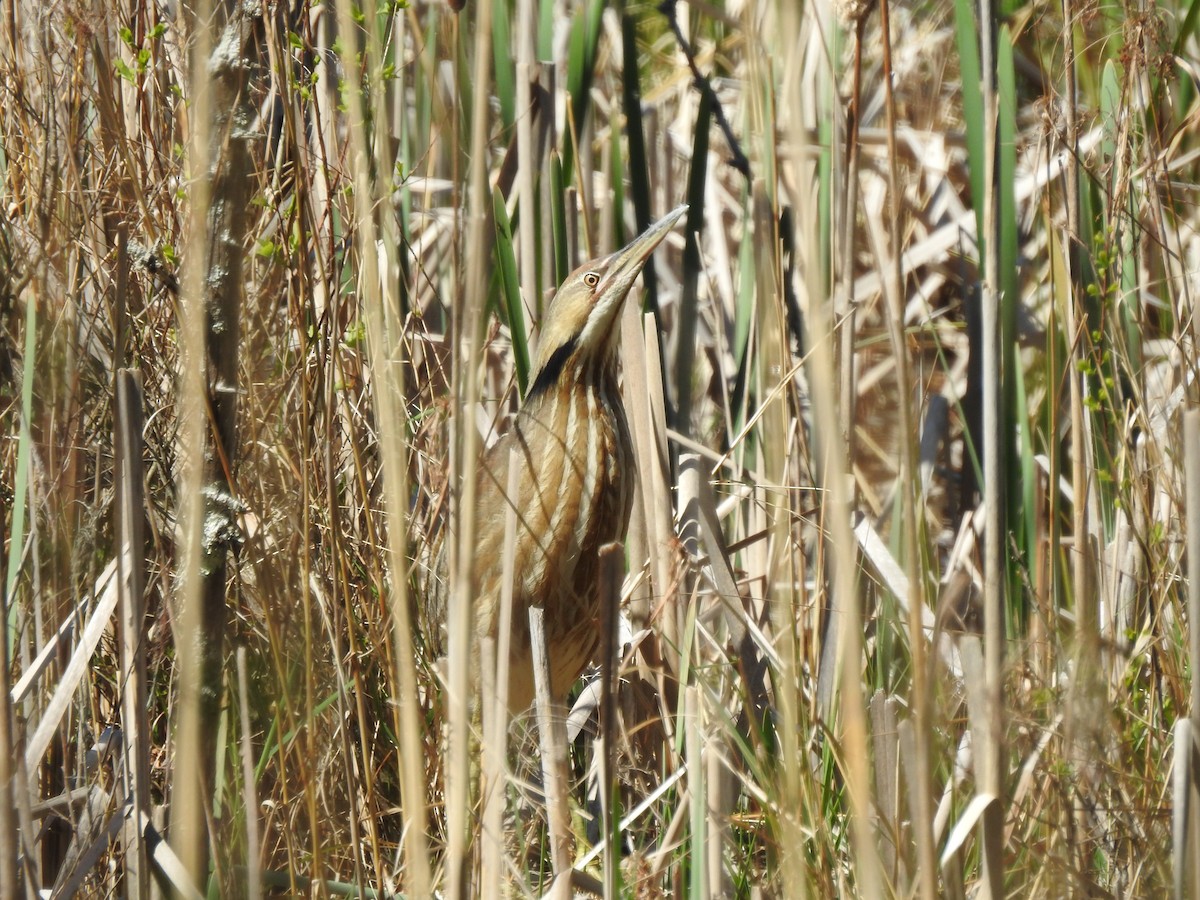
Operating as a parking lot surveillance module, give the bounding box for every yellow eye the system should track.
[583,272,600,288]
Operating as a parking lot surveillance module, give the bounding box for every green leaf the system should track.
[1176,0,1200,57]
[561,0,604,182]
[952,0,985,248]
[550,151,567,289]
[492,0,514,128]
[343,319,367,348]
[538,0,554,60]
[4,292,36,645]
[492,186,530,396]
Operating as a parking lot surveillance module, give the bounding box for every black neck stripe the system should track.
[526,336,578,400]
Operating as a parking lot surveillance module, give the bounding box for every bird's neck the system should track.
[573,351,621,400]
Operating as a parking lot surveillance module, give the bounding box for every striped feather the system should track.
[473,361,634,710]
[426,205,684,712]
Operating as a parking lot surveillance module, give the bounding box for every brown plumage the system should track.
[431,206,686,711]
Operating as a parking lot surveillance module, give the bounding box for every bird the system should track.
[430,205,687,712]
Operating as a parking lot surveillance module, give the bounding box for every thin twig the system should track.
[658,0,750,181]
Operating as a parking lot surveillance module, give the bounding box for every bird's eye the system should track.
[583,272,600,288]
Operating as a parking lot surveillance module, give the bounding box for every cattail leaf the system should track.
[493,185,530,396]
[550,150,568,288]
[492,0,514,128]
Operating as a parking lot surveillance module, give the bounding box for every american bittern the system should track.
[432,205,687,712]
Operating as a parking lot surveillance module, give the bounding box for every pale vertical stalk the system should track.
[572,103,594,256]
[117,0,138,144]
[1187,411,1200,728]
[478,636,501,900]
[686,685,708,900]
[1059,0,1100,886]
[1058,0,1096,701]
[752,178,806,892]
[777,2,878,893]
[0,530,16,899]
[978,0,1006,891]
[1185,410,1200,898]
[481,452,519,899]
[543,130,562,293]
[236,648,261,900]
[116,370,150,900]
[449,1,496,894]
[642,316,680,687]
[820,12,859,720]
[530,606,572,895]
[621,303,655,642]
[756,14,824,886]
[597,542,623,900]
[1043,146,1062,693]
[599,138,613,255]
[368,18,424,879]
[877,0,936,894]
[170,0,212,880]
[704,723,730,897]
[836,20,864,466]
[171,3,257,886]
[763,12,807,900]
[516,0,538,328]
[1129,15,1193,363]
[379,7,429,887]
[330,0,431,892]
[309,0,338,323]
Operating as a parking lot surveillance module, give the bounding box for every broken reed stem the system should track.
[481,450,521,898]
[530,605,573,896]
[597,542,624,899]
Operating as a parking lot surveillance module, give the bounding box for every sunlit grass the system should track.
[0,0,1196,895]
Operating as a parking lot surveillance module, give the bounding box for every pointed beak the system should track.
[597,204,688,300]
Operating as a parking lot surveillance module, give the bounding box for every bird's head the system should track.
[527,205,687,398]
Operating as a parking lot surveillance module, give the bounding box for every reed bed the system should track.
[1,0,1198,896]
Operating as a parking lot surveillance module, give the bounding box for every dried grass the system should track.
[0,0,1196,896]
